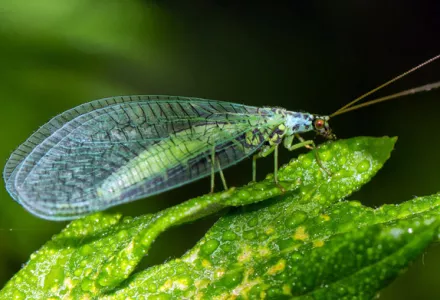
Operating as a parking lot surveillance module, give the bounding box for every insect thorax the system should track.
[249,109,315,147]
[284,111,315,135]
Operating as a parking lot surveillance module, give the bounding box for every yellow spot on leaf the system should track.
[320,214,330,221]
[283,284,292,295]
[195,279,210,290]
[202,259,212,268]
[313,240,325,247]
[293,226,309,241]
[258,246,270,257]
[175,277,190,290]
[215,268,257,299]
[64,277,74,290]
[265,226,275,235]
[160,279,173,291]
[195,293,205,300]
[267,259,286,275]
[182,248,200,264]
[215,268,226,279]
[231,278,261,298]
[238,246,252,262]
[214,293,232,300]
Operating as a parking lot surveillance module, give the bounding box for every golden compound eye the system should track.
[314,119,325,129]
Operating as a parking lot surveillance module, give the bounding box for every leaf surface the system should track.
[3,137,435,299]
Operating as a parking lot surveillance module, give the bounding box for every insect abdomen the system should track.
[96,122,273,199]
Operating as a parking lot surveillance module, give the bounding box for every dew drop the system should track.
[221,270,243,288]
[11,290,25,300]
[390,228,404,239]
[243,230,257,240]
[319,150,331,161]
[300,156,312,168]
[248,217,258,227]
[238,190,250,200]
[278,238,295,250]
[286,211,308,228]
[356,160,370,173]
[291,252,302,261]
[122,216,133,223]
[81,278,93,292]
[44,265,65,289]
[253,182,267,191]
[146,283,157,293]
[97,273,113,287]
[176,265,187,274]
[221,243,233,253]
[117,229,129,240]
[201,239,220,255]
[80,244,94,256]
[337,156,347,166]
[222,230,237,241]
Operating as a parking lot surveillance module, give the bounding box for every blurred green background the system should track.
[0,1,439,298]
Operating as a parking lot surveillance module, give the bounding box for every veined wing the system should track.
[4,96,282,220]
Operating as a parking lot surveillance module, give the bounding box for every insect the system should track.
[4,55,440,220]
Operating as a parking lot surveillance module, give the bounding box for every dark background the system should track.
[0,1,439,298]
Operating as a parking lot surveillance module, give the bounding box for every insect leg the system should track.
[283,134,314,151]
[252,145,276,182]
[274,145,279,183]
[286,134,331,176]
[284,134,323,173]
[210,146,215,193]
[252,155,257,182]
[210,130,236,192]
[217,160,228,190]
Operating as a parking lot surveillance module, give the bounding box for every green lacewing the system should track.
[4,55,440,220]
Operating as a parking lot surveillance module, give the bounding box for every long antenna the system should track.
[331,54,440,116]
[330,81,440,117]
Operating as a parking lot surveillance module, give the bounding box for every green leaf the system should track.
[2,136,438,299]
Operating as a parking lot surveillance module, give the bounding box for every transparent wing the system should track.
[4,96,279,220]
